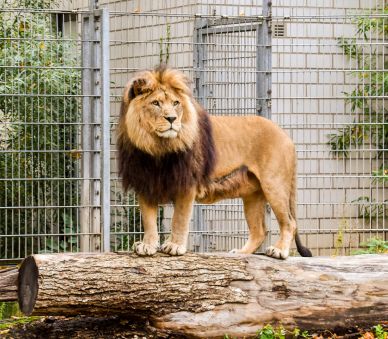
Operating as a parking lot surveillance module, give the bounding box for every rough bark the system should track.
[17,252,388,338]
[0,267,18,301]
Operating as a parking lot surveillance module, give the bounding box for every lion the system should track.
[117,65,312,259]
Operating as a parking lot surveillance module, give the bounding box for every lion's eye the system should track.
[152,100,160,107]
[173,100,180,106]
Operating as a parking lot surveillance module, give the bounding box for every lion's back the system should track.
[209,115,296,179]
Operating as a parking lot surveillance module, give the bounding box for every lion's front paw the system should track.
[133,241,158,256]
[265,246,289,260]
[160,241,187,256]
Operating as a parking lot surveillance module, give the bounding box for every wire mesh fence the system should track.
[0,2,110,262]
[1,0,387,262]
[0,5,83,261]
[271,2,387,255]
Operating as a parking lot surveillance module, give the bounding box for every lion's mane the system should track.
[117,66,216,205]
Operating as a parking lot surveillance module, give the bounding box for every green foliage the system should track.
[292,328,310,338]
[352,237,388,254]
[225,325,310,339]
[373,324,388,339]
[327,6,388,221]
[352,196,388,218]
[329,7,388,157]
[111,192,164,251]
[159,23,171,64]
[0,0,81,258]
[38,212,79,253]
[225,324,387,339]
[257,325,286,339]
[0,302,21,320]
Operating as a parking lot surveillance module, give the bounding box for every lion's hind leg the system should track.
[230,191,266,254]
[261,181,296,260]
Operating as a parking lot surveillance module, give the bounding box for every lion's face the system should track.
[140,88,183,139]
[118,67,199,156]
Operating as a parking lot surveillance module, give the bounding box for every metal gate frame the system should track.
[192,1,273,252]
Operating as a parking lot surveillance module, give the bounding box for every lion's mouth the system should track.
[156,127,179,139]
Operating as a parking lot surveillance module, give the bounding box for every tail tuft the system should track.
[295,233,313,257]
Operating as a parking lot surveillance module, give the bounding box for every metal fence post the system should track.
[80,14,93,252]
[257,2,272,118]
[100,8,111,252]
[193,17,207,107]
[80,9,110,253]
[193,17,207,252]
[257,0,272,249]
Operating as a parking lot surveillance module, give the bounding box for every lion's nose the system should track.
[165,116,177,124]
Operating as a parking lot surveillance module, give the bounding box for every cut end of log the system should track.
[18,256,39,315]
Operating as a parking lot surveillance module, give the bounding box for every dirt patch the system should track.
[2,316,387,339]
[2,316,171,339]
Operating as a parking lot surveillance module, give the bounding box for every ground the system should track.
[1,316,387,339]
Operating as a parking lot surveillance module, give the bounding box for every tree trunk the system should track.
[17,253,388,338]
[0,267,18,301]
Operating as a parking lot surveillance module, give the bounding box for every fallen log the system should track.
[17,253,388,338]
[0,267,18,301]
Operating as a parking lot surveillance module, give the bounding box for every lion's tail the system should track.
[290,157,313,257]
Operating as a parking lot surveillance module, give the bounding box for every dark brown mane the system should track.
[118,109,216,205]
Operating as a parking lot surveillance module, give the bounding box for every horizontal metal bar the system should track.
[108,39,387,47]
[0,94,99,98]
[109,228,387,236]
[1,205,100,209]
[295,148,388,152]
[109,12,264,19]
[0,65,90,70]
[0,37,98,43]
[108,11,388,20]
[0,122,100,126]
[297,174,388,179]
[272,14,388,20]
[0,8,90,14]
[108,94,385,100]
[1,8,386,20]
[108,67,387,74]
[195,95,388,100]
[255,122,388,127]
[0,232,100,238]
[0,150,101,153]
[0,177,100,181]
[192,202,387,207]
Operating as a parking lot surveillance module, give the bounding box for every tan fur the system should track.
[119,67,309,259]
[209,115,298,258]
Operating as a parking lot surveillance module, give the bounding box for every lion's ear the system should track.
[128,78,149,101]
